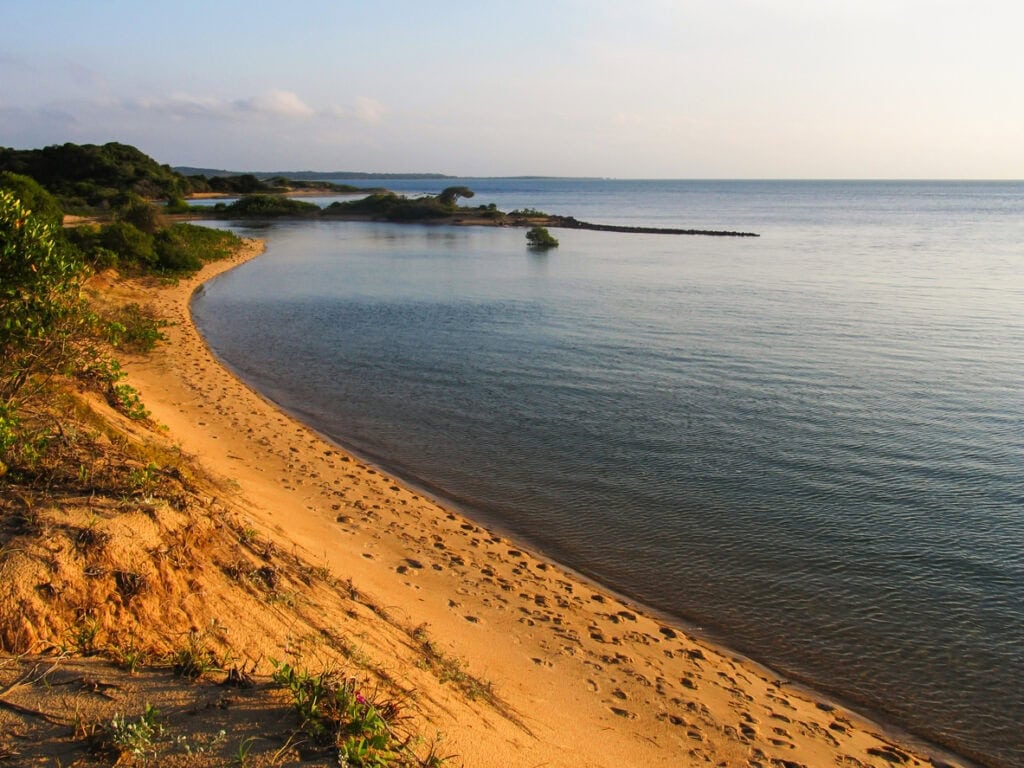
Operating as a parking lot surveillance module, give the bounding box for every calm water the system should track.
[192,180,1024,767]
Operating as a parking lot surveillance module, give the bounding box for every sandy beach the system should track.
[111,240,966,768]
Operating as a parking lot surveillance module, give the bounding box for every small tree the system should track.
[99,221,156,269]
[116,195,166,234]
[0,191,95,473]
[438,186,475,208]
[526,226,559,249]
[1,191,91,395]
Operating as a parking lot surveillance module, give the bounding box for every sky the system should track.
[1,0,1022,178]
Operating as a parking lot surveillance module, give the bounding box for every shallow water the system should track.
[193,180,1024,767]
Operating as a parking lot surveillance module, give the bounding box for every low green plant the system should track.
[111,383,150,420]
[271,660,412,765]
[1,398,61,477]
[91,358,151,420]
[68,617,102,656]
[172,729,227,757]
[171,624,228,680]
[233,736,258,767]
[110,641,147,674]
[109,704,162,761]
[127,462,159,493]
[104,303,168,353]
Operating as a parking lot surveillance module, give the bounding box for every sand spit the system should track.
[8,240,965,767]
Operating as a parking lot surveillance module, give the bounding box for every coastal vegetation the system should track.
[1,191,95,465]
[187,172,366,196]
[525,226,559,249]
[0,142,758,235]
[0,172,64,227]
[0,188,453,766]
[0,164,237,275]
[212,194,321,218]
[0,188,234,480]
[0,142,367,215]
[322,191,468,221]
[0,142,186,212]
[67,206,242,274]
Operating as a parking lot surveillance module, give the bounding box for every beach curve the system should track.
[119,238,972,768]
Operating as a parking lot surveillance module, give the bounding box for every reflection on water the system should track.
[194,180,1024,767]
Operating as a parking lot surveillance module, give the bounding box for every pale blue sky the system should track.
[1,0,1021,178]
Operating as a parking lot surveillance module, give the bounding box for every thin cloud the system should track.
[352,97,386,124]
[126,90,319,122]
[119,90,388,128]
[320,97,387,124]
[239,90,315,119]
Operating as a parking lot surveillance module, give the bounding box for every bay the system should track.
[192,180,1024,767]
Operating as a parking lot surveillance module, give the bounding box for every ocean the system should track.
[192,179,1024,767]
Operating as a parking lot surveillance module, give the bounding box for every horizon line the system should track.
[171,167,1024,184]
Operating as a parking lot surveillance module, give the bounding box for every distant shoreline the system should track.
[181,192,760,236]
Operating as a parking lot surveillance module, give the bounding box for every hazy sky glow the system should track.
[2,0,1021,178]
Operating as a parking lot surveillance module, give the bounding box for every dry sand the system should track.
[108,240,964,768]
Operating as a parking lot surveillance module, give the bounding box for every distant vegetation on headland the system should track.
[1,140,759,247]
[0,150,240,276]
[175,165,451,181]
[0,142,371,215]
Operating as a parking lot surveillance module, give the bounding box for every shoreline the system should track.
[122,241,973,767]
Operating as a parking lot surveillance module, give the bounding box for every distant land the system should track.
[173,167,453,180]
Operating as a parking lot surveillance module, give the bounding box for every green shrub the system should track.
[0,191,97,474]
[322,192,458,221]
[438,185,474,208]
[221,194,319,217]
[116,195,165,234]
[526,226,559,249]
[99,221,156,269]
[0,141,184,210]
[0,172,64,228]
[104,303,168,353]
[164,196,192,214]
[153,223,240,273]
[153,229,203,272]
[1,191,93,402]
[510,207,548,218]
